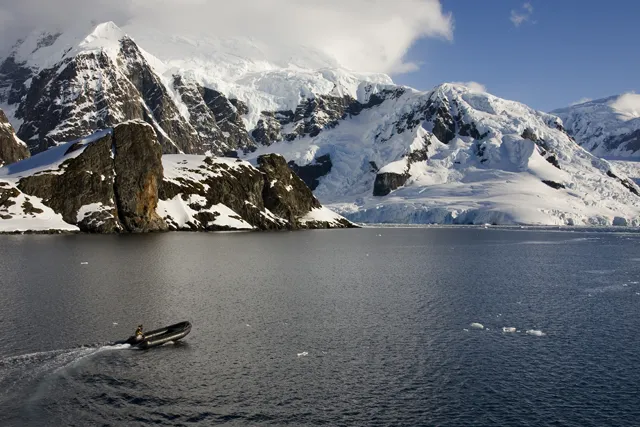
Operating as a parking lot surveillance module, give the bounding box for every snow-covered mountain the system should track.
[1,22,639,227]
[553,94,640,158]
[0,121,351,233]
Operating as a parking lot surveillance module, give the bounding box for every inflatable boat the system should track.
[116,321,192,349]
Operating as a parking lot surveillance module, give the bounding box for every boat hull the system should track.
[118,321,192,349]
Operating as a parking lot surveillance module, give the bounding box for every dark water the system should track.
[1,228,639,426]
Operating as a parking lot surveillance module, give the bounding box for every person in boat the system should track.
[135,324,144,341]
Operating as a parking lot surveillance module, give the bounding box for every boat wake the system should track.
[0,344,130,403]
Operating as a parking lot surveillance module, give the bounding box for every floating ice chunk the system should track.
[502,327,516,333]
[526,329,546,337]
[470,323,484,329]
[463,328,469,332]
[297,352,308,357]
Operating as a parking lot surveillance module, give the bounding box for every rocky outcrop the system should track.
[159,156,280,231]
[1,28,202,155]
[522,127,561,169]
[16,121,167,233]
[172,75,255,154]
[0,109,30,166]
[252,89,408,147]
[258,154,322,224]
[287,154,333,190]
[2,119,352,232]
[373,172,410,197]
[111,123,167,232]
[158,154,353,231]
[17,132,120,232]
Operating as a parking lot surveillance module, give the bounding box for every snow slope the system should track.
[120,26,393,130]
[246,84,640,226]
[553,95,640,158]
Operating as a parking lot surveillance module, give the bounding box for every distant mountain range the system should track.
[553,95,640,158]
[0,22,638,230]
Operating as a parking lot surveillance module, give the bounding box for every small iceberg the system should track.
[470,322,484,330]
[502,327,516,333]
[526,329,546,337]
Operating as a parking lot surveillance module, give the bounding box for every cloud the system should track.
[452,81,487,93]
[570,97,593,106]
[609,92,640,119]
[0,0,454,75]
[510,2,534,27]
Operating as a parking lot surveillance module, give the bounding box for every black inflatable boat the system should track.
[116,321,192,349]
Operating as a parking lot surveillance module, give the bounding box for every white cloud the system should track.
[510,2,534,27]
[0,0,454,75]
[609,92,640,120]
[570,97,593,106]
[452,81,487,93]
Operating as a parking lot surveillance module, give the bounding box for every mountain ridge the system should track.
[552,94,640,158]
[1,22,639,227]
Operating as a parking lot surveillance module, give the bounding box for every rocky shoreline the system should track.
[0,121,354,233]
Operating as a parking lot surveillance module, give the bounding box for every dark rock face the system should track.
[119,38,202,155]
[17,133,120,232]
[112,123,167,232]
[17,121,167,233]
[373,172,410,197]
[201,87,253,152]
[172,75,225,153]
[252,95,355,145]
[172,74,255,154]
[542,180,566,190]
[258,154,322,226]
[251,89,407,147]
[159,157,277,231]
[0,56,32,106]
[605,129,640,153]
[3,36,202,155]
[606,170,640,197]
[252,112,284,146]
[0,109,30,166]
[0,184,20,219]
[287,154,333,190]
[521,128,561,170]
[158,154,352,231]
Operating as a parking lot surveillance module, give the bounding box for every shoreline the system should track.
[2,223,639,236]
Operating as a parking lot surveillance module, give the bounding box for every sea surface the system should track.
[1,228,639,426]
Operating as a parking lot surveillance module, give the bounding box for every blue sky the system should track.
[395,1,639,112]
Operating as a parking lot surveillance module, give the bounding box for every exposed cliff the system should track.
[0,121,352,232]
[158,154,352,231]
[0,109,29,166]
[14,121,167,233]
